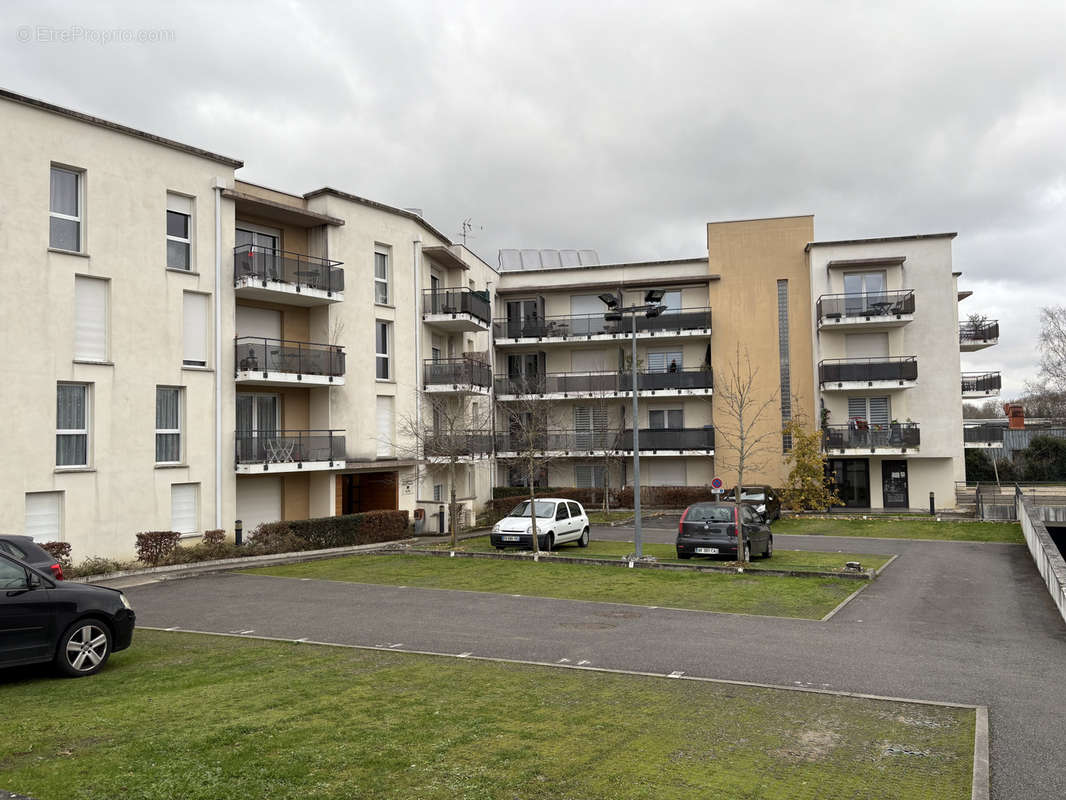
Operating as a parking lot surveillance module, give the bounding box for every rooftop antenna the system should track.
[458,217,483,246]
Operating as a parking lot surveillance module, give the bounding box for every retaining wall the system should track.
[1017,494,1066,626]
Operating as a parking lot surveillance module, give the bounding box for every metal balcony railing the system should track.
[495,367,714,396]
[961,372,1001,394]
[235,430,346,465]
[816,290,915,320]
[964,424,1005,444]
[960,320,999,344]
[235,337,345,377]
[233,245,344,294]
[823,423,920,450]
[819,357,918,384]
[423,287,491,324]
[492,308,712,340]
[423,357,492,389]
[494,427,715,453]
[424,431,495,457]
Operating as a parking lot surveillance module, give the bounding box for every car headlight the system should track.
[492,523,501,533]
[525,525,532,534]
[120,593,132,610]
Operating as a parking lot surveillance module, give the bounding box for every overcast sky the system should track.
[3,0,1063,400]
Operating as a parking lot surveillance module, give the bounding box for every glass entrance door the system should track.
[881,460,909,508]
[828,459,870,508]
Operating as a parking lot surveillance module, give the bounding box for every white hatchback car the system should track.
[490,498,590,551]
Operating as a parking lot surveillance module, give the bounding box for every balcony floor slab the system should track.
[235,371,344,388]
[236,460,346,474]
[818,313,914,331]
[422,313,489,333]
[820,380,917,392]
[494,328,711,347]
[235,279,343,306]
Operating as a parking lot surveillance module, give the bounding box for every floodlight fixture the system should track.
[645,304,666,319]
[644,289,666,304]
[598,293,620,308]
[604,310,623,322]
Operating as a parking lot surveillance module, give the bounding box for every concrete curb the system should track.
[402,546,875,580]
[972,705,990,800]
[70,539,417,586]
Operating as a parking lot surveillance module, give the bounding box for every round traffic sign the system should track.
[711,477,723,490]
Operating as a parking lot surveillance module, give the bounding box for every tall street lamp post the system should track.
[600,289,666,560]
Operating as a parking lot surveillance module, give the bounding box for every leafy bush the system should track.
[203,529,226,547]
[163,541,244,565]
[135,531,183,566]
[66,556,139,579]
[286,510,409,549]
[40,541,72,568]
[249,521,311,554]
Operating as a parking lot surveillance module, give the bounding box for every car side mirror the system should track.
[27,571,41,589]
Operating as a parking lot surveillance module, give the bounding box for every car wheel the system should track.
[55,619,111,677]
[578,528,589,548]
[546,533,555,551]
[764,536,773,559]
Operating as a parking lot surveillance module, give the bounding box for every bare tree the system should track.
[962,399,1005,419]
[1037,305,1066,391]
[712,345,780,563]
[395,391,493,548]
[586,382,628,513]
[495,390,561,554]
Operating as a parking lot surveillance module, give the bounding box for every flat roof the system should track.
[806,232,957,251]
[500,256,708,275]
[0,88,243,168]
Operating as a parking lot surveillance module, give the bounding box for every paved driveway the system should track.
[124,529,1065,799]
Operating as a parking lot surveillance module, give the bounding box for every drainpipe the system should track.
[413,237,423,498]
[213,179,224,530]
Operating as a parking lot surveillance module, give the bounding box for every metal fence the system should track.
[233,245,344,294]
[964,424,1005,444]
[494,427,715,453]
[823,423,920,450]
[817,290,915,320]
[961,372,1001,394]
[495,367,713,396]
[423,357,492,389]
[423,288,491,324]
[959,320,999,344]
[235,337,345,377]
[235,430,346,465]
[819,357,918,384]
[493,308,712,340]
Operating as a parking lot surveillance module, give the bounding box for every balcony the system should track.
[493,308,712,346]
[235,337,345,387]
[235,430,346,473]
[822,423,920,454]
[234,245,344,306]
[816,290,915,330]
[423,431,494,463]
[423,357,492,395]
[964,424,1005,449]
[422,288,491,332]
[495,367,714,400]
[960,320,999,351]
[494,427,715,457]
[961,372,1001,398]
[818,357,918,390]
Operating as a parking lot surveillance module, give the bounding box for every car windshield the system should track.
[509,500,556,518]
[685,505,735,523]
[740,490,766,501]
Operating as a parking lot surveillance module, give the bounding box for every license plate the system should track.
[695,547,719,554]
[502,535,520,542]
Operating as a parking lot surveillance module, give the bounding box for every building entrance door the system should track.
[828,459,870,508]
[881,460,909,508]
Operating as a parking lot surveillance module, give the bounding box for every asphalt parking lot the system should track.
[120,524,1065,799]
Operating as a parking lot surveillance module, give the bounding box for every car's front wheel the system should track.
[578,527,589,547]
[56,619,112,677]
[764,536,773,559]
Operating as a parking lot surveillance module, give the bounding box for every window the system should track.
[647,350,682,373]
[649,409,683,429]
[25,492,62,542]
[183,292,209,367]
[156,387,183,464]
[574,406,608,448]
[166,194,193,270]
[575,465,607,488]
[376,396,394,457]
[74,276,108,361]
[433,484,443,502]
[171,483,199,535]
[847,396,890,425]
[662,290,682,313]
[376,321,391,380]
[374,246,390,304]
[49,166,81,251]
[56,383,89,467]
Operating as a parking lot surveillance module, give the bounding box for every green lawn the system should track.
[0,631,976,800]
[773,517,1023,543]
[246,554,866,618]
[439,536,893,573]
[586,510,634,524]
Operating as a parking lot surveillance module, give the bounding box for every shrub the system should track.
[203,529,226,547]
[40,541,73,568]
[248,521,308,555]
[286,510,409,549]
[66,556,139,579]
[135,531,183,566]
[163,540,244,565]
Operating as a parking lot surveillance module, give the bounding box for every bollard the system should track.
[235,519,243,547]
[438,505,445,534]
[928,492,935,515]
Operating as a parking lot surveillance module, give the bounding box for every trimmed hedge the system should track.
[135,531,183,566]
[252,509,410,551]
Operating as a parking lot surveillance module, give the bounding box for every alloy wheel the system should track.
[65,623,108,672]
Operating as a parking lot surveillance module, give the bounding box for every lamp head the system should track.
[644,289,666,304]
[598,293,620,308]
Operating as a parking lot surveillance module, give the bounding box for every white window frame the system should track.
[50,164,83,252]
[166,193,193,271]
[376,321,392,381]
[182,291,210,368]
[156,386,184,465]
[374,245,390,305]
[74,275,109,362]
[56,382,90,468]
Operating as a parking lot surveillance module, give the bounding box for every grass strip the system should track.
[0,630,976,800]
[248,554,867,618]
[772,517,1023,543]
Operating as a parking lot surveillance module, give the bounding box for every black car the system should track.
[676,502,773,561]
[0,535,66,580]
[0,552,135,677]
[722,485,781,521]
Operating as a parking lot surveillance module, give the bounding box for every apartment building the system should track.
[492,254,715,489]
[0,90,495,558]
